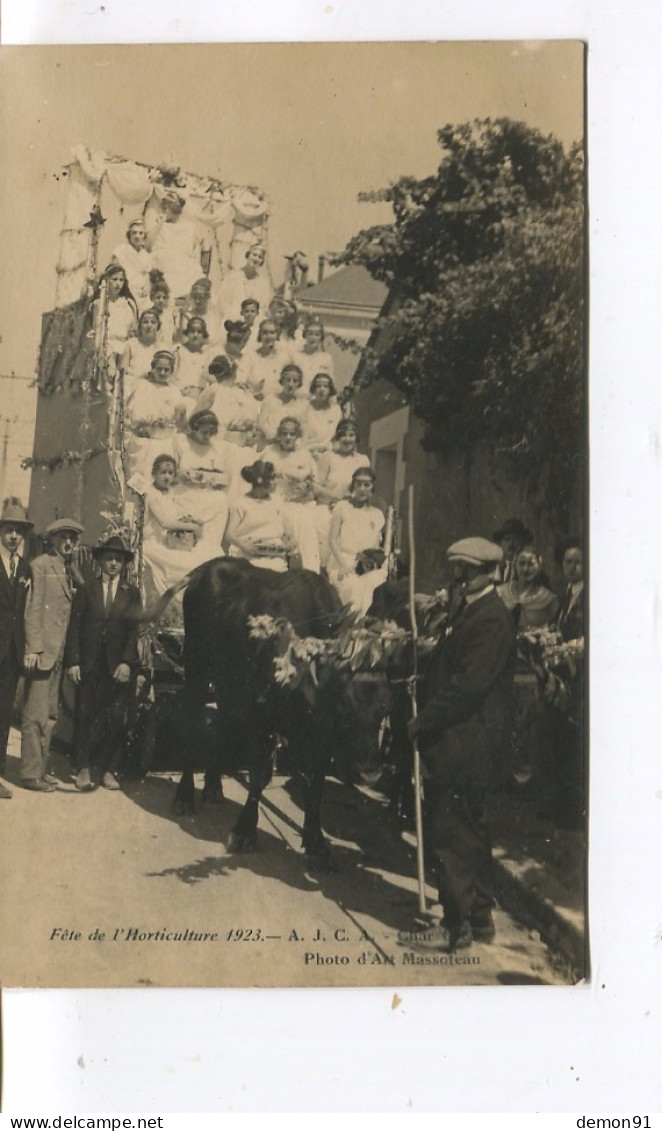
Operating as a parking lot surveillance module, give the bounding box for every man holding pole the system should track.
[401,536,516,953]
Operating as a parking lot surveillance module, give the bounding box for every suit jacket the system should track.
[24,551,80,670]
[64,575,141,676]
[0,553,31,665]
[416,587,516,786]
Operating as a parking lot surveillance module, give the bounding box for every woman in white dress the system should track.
[302,373,342,459]
[264,417,320,573]
[296,318,335,392]
[111,219,153,310]
[173,409,242,560]
[195,354,260,448]
[258,364,308,446]
[142,453,208,594]
[150,192,204,301]
[226,460,295,574]
[249,318,293,399]
[120,308,168,399]
[173,277,224,350]
[125,349,187,477]
[314,419,371,567]
[327,467,387,618]
[173,316,211,402]
[221,320,255,392]
[219,243,273,322]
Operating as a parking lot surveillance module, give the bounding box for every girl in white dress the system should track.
[150,192,205,301]
[250,319,294,399]
[314,420,371,567]
[258,364,308,445]
[327,467,387,618]
[173,409,242,559]
[296,319,335,392]
[93,264,138,381]
[226,460,295,573]
[302,373,342,459]
[219,243,273,322]
[120,308,168,399]
[125,349,187,477]
[148,273,177,347]
[195,355,260,448]
[264,417,320,573]
[221,320,255,392]
[111,219,153,310]
[173,316,211,402]
[142,453,208,594]
[173,277,224,350]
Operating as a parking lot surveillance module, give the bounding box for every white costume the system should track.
[173,433,243,559]
[301,402,343,458]
[142,486,207,594]
[226,494,295,573]
[120,336,169,399]
[125,378,185,476]
[151,216,203,300]
[249,343,295,399]
[219,269,273,323]
[314,448,371,566]
[195,382,260,447]
[173,343,211,400]
[258,394,308,444]
[327,499,387,617]
[265,444,320,573]
[112,242,153,309]
[295,347,335,392]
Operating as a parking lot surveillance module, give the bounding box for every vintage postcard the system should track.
[0,41,586,990]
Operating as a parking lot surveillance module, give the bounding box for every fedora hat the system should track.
[92,534,134,562]
[492,517,533,544]
[0,498,33,531]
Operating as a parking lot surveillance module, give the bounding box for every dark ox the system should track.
[174,557,390,870]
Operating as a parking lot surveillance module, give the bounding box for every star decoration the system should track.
[83,205,106,231]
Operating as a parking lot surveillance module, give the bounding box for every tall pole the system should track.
[407,484,427,915]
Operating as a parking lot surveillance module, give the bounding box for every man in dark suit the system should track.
[20,517,85,791]
[400,537,516,953]
[64,533,141,792]
[0,499,34,800]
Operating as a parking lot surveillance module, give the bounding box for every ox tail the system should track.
[132,562,211,624]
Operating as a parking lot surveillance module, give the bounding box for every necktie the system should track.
[9,554,17,582]
[105,579,115,614]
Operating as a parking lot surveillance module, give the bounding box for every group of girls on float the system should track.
[94,229,386,616]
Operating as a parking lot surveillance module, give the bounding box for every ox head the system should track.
[327,669,397,785]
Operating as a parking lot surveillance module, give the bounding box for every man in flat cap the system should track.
[401,536,516,953]
[20,518,85,791]
[0,498,34,799]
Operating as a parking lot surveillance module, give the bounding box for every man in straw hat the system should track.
[399,536,516,953]
[64,531,141,792]
[20,517,85,792]
[0,498,33,799]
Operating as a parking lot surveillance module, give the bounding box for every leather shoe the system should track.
[75,768,94,791]
[102,772,120,791]
[43,773,59,785]
[0,782,12,800]
[21,778,56,793]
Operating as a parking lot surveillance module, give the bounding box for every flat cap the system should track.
[46,518,84,537]
[447,537,503,567]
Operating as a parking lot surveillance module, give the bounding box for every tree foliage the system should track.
[338,118,585,518]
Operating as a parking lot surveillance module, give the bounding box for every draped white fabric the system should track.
[55,148,271,310]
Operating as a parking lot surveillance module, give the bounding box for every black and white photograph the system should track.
[0,41,587,993]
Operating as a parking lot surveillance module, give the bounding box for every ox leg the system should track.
[227,728,271,853]
[173,769,196,816]
[301,768,338,873]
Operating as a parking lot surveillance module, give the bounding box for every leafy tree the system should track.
[338,118,585,523]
